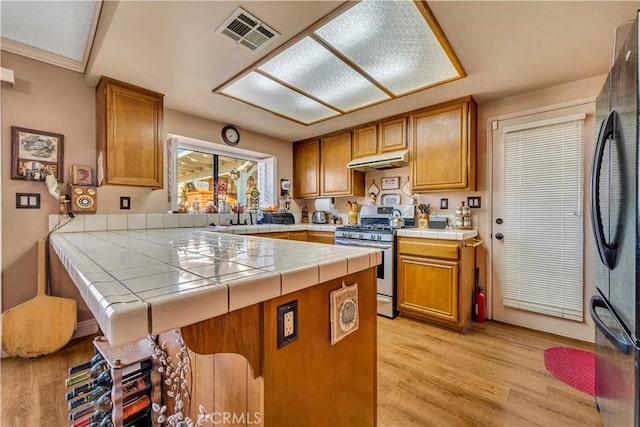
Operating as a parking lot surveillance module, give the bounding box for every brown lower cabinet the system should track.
[288,230,307,241]
[305,230,335,244]
[397,237,475,333]
[247,230,335,244]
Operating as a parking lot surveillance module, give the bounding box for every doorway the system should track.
[490,101,596,340]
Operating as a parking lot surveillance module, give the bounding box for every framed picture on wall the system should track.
[70,164,93,186]
[381,176,400,190]
[11,126,64,182]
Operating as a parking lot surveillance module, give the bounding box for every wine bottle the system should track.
[66,370,113,400]
[69,385,110,410]
[69,353,105,375]
[90,415,114,427]
[82,394,150,427]
[123,408,152,427]
[122,395,151,421]
[70,416,92,427]
[66,359,152,401]
[66,360,109,387]
[69,392,113,421]
[122,374,151,403]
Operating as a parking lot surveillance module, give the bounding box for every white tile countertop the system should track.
[395,228,478,240]
[50,228,380,347]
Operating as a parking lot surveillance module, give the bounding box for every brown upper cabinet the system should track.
[321,132,365,197]
[352,116,407,159]
[410,96,477,192]
[96,76,164,189]
[293,132,364,199]
[293,139,320,198]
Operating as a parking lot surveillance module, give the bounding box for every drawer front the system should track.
[397,238,460,260]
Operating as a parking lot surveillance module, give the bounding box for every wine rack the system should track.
[66,336,161,427]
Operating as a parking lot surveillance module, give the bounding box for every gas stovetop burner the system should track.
[338,224,394,231]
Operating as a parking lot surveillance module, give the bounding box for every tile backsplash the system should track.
[48,213,303,233]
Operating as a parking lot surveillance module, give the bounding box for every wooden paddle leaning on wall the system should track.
[1,239,76,358]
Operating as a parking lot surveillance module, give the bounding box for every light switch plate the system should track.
[120,196,131,210]
[16,193,40,209]
[467,196,481,209]
[440,198,449,209]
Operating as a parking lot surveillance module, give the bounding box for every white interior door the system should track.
[491,102,596,340]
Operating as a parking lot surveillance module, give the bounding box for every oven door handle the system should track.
[336,241,391,250]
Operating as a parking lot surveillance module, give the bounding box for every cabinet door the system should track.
[97,77,164,188]
[321,132,364,196]
[306,231,335,244]
[288,231,307,241]
[293,140,320,199]
[352,125,378,158]
[410,97,476,192]
[379,117,407,153]
[397,255,459,323]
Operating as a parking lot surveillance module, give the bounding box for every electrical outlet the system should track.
[284,311,294,337]
[440,198,449,209]
[277,300,298,348]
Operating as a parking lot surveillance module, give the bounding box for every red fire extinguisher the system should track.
[474,287,486,323]
[473,268,486,323]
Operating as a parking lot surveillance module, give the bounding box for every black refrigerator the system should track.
[590,11,640,427]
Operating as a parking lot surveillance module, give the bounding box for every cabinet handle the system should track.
[464,239,483,248]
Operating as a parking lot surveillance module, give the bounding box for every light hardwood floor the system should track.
[377,317,601,427]
[0,318,601,427]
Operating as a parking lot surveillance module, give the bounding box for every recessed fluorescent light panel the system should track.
[216,0,465,125]
[0,0,102,72]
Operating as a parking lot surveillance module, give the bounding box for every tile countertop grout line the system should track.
[49,233,147,305]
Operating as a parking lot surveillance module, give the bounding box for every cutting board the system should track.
[1,239,76,358]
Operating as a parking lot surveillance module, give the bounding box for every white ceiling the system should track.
[8,1,640,142]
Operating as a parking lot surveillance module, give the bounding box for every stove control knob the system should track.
[370,235,375,240]
[359,233,364,239]
[378,235,382,240]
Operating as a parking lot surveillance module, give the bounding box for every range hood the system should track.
[347,150,409,171]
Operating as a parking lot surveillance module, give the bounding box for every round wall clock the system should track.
[222,125,240,146]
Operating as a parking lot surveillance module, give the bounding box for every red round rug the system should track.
[543,347,595,396]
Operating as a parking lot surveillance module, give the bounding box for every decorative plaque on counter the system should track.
[330,282,359,345]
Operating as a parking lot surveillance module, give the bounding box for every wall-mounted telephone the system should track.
[68,185,97,213]
[45,173,97,215]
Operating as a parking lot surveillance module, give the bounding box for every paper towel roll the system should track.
[314,198,334,212]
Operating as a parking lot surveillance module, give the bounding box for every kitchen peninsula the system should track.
[49,228,380,426]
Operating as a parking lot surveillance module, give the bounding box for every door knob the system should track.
[495,233,504,240]
[496,218,503,224]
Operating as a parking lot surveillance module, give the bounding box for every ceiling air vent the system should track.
[217,8,280,53]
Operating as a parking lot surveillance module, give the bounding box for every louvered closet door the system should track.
[491,102,596,340]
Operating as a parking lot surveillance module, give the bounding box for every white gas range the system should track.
[334,205,415,318]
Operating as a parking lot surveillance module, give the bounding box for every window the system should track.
[168,136,276,214]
